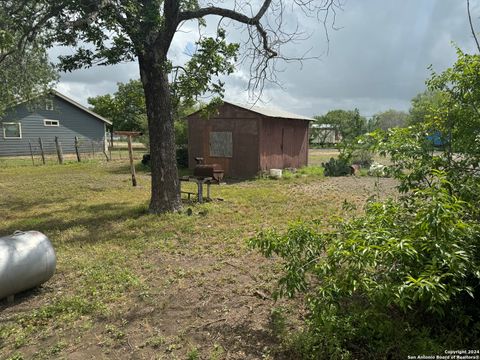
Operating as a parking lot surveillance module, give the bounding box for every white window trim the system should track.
[3,122,22,139]
[44,119,60,127]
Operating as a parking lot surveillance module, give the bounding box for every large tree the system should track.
[408,90,446,125]
[88,79,147,132]
[370,109,409,131]
[4,0,341,213]
[88,78,196,148]
[314,108,367,143]
[0,5,58,115]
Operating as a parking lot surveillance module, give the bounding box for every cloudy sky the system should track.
[52,0,480,117]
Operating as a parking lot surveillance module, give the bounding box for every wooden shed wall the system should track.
[188,104,260,178]
[259,117,309,170]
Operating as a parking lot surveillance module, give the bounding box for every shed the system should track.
[187,101,313,178]
[0,91,111,157]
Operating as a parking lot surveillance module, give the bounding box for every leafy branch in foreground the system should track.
[250,173,480,358]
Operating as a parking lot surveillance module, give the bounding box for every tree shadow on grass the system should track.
[0,202,149,246]
[1,194,72,213]
[104,162,150,175]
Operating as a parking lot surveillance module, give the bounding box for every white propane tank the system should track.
[0,231,56,300]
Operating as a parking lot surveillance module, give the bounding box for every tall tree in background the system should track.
[88,79,147,132]
[314,108,367,143]
[88,79,195,148]
[409,90,446,125]
[0,5,58,115]
[370,109,409,130]
[2,0,342,214]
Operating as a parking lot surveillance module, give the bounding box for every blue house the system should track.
[0,91,112,157]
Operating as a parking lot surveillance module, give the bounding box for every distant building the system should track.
[310,123,342,146]
[187,101,313,178]
[0,91,111,157]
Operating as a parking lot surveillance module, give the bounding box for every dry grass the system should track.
[0,154,397,359]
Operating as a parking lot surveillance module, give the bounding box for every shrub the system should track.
[176,147,189,168]
[141,148,189,169]
[322,158,351,176]
[350,148,373,167]
[249,172,480,358]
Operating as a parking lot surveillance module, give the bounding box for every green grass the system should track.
[0,154,395,359]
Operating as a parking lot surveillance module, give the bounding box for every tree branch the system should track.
[179,0,277,58]
[467,0,480,53]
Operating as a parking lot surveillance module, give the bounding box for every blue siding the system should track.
[0,95,107,156]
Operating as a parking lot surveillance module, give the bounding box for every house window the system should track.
[45,99,54,111]
[3,122,22,139]
[44,119,60,127]
[209,131,232,157]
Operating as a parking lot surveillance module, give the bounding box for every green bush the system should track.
[322,158,351,176]
[176,147,189,168]
[140,147,189,169]
[249,172,480,358]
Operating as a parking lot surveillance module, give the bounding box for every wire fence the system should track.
[0,136,148,168]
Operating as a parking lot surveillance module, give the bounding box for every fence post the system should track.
[127,135,137,187]
[55,136,64,164]
[74,136,81,162]
[38,137,45,165]
[28,141,35,166]
[91,140,95,158]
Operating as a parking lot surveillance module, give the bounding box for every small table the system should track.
[179,176,213,203]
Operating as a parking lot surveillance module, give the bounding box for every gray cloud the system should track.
[52,0,479,117]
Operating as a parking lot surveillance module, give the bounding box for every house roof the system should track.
[52,91,112,125]
[227,101,314,121]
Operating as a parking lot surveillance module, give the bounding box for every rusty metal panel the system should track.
[231,118,259,177]
[260,117,309,170]
[188,115,206,169]
[260,117,283,170]
[209,131,233,157]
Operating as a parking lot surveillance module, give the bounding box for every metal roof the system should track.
[311,123,336,129]
[226,101,314,121]
[52,90,112,125]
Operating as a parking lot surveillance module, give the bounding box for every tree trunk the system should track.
[139,53,181,214]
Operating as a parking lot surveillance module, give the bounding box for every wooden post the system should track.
[74,136,81,162]
[28,141,35,166]
[55,136,64,164]
[110,127,114,150]
[127,135,137,187]
[38,137,45,165]
[91,141,95,158]
[108,135,112,160]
